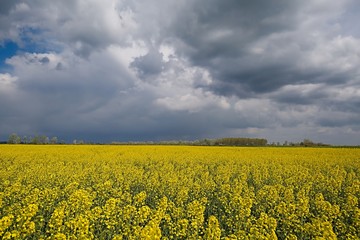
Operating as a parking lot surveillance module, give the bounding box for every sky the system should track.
[0,0,360,145]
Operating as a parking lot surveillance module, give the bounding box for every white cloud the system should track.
[0,73,17,90]
[6,52,64,70]
[156,90,230,112]
[12,3,30,13]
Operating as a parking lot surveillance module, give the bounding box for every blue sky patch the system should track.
[0,41,18,71]
[19,27,50,53]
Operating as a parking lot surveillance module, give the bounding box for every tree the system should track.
[50,137,58,144]
[40,135,49,144]
[302,139,314,147]
[22,136,29,144]
[214,137,268,146]
[31,135,49,144]
[31,136,40,144]
[8,133,21,144]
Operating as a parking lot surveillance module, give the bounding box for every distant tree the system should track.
[38,135,49,144]
[8,133,21,144]
[28,135,50,144]
[22,136,29,144]
[30,136,40,144]
[203,139,212,145]
[214,137,268,146]
[302,139,314,147]
[50,137,58,144]
[73,139,85,144]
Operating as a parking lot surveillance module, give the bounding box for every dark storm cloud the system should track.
[130,48,164,79]
[316,110,360,128]
[0,0,21,15]
[272,88,328,105]
[161,0,358,97]
[39,56,50,64]
[0,50,136,139]
[0,0,20,41]
[209,64,304,96]
[170,0,299,56]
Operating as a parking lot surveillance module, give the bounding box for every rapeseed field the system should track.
[0,145,359,239]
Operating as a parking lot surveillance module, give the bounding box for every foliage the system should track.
[7,134,21,144]
[0,145,359,239]
[6,134,59,145]
[213,138,267,146]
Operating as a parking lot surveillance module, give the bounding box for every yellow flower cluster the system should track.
[0,145,359,239]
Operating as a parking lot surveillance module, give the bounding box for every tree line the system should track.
[6,133,61,144]
[4,133,333,147]
[112,138,268,146]
[214,137,268,146]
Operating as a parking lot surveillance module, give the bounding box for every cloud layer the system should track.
[0,0,359,144]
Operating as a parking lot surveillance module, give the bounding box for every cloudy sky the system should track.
[1,0,360,144]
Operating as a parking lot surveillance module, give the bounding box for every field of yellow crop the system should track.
[0,145,359,239]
